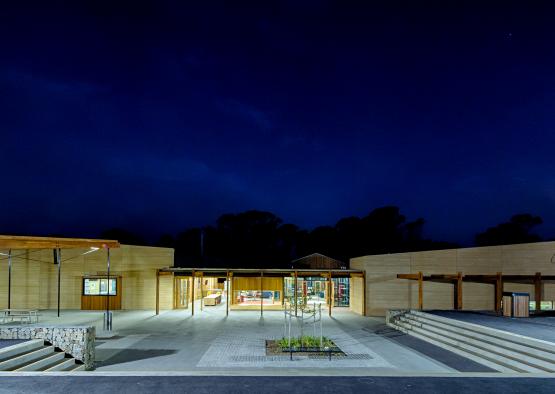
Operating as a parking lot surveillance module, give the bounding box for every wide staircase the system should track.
[388,310,555,373]
[0,339,85,372]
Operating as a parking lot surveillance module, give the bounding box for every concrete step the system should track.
[15,352,65,371]
[396,317,547,372]
[70,363,86,371]
[0,345,55,371]
[388,310,555,373]
[0,339,44,362]
[400,314,555,371]
[404,313,555,363]
[44,358,77,372]
[411,310,555,354]
[392,319,517,372]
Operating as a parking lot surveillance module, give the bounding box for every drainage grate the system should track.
[343,354,372,360]
[230,354,373,362]
[231,355,293,362]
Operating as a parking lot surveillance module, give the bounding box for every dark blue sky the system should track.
[1,1,555,244]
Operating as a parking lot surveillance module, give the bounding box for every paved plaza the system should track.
[16,304,491,374]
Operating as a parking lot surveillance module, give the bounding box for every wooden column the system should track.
[455,272,463,310]
[7,249,11,310]
[56,248,62,317]
[417,271,423,310]
[191,270,195,316]
[155,269,160,315]
[535,272,542,313]
[328,271,332,317]
[260,271,264,317]
[495,272,503,314]
[226,270,230,316]
[200,272,204,311]
[362,271,367,316]
[294,271,298,316]
[281,276,285,306]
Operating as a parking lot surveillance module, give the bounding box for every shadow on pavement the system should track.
[97,349,177,367]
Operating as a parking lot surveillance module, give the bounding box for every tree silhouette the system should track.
[101,206,461,267]
[475,214,543,246]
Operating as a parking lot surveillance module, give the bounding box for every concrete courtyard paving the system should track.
[28,305,485,374]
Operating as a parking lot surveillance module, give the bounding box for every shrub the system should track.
[277,336,334,350]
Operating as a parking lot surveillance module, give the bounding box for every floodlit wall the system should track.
[0,245,174,310]
[350,241,555,316]
[349,276,364,315]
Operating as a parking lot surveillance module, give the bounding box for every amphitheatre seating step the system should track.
[400,314,555,368]
[388,310,555,373]
[0,339,83,372]
[0,339,44,362]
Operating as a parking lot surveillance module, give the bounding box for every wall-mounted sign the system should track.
[83,278,117,295]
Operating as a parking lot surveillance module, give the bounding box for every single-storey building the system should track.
[2,235,555,318]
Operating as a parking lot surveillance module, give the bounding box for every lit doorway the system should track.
[174,277,189,309]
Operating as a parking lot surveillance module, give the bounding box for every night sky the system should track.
[2,1,555,244]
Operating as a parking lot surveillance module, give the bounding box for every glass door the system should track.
[333,278,350,307]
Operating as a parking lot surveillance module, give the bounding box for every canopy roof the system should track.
[0,235,120,249]
[159,267,363,277]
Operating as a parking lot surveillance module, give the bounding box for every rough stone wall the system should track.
[0,326,95,369]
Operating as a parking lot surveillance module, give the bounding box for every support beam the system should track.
[226,271,230,317]
[495,272,503,314]
[328,271,332,317]
[7,249,11,310]
[294,271,298,316]
[455,272,463,310]
[0,235,120,250]
[397,273,420,280]
[260,270,264,317]
[56,248,61,317]
[191,270,195,316]
[535,272,542,313]
[418,271,423,310]
[155,269,160,315]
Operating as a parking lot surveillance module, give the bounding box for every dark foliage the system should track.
[169,207,458,268]
[103,210,547,268]
[475,214,543,246]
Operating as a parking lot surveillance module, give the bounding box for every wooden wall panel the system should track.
[501,242,555,275]
[231,277,283,305]
[349,276,364,315]
[351,253,412,316]
[456,246,502,274]
[411,249,457,273]
[0,245,173,311]
[351,241,555,316]
[232,277,283,291]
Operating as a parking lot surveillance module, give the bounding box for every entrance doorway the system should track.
[283,276,350,308]
[174,277,189,309]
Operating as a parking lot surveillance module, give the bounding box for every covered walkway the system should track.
[156,267,365,317]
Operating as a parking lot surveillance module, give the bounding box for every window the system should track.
[83,278,117,295]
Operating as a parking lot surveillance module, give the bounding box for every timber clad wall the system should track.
[349,276,364,315]
[351,241,555,317]
[0,245,174,311]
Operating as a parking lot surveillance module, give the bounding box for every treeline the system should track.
[99,209,547,269]
[102,206,458,268]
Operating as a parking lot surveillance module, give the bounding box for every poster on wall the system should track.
[83,278,117,295]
